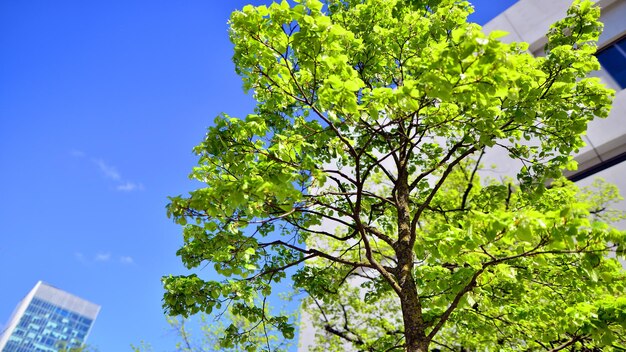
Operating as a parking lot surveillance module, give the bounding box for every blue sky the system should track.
[0,1,517,351]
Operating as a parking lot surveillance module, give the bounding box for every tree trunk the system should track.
[396,166,429,352]
[400,273,430,352]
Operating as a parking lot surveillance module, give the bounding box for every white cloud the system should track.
[75,252,135,265]
[116,182,144,192]
[119,256,134,264]
[95,252,111,262]
[72,151,143,192]
[93,159,121,181]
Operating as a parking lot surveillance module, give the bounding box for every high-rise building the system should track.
[0,281,100,352]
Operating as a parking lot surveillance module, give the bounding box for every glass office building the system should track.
[0,281,100,352]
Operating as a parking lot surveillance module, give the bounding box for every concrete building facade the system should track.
[0,281,100,352]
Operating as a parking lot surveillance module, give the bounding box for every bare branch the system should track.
[547,335,582,352]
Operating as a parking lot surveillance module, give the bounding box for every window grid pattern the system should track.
[2,298,93,352]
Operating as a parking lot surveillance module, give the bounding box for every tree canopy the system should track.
[163,0,626,351]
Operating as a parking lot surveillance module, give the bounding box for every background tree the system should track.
[163,0,625,351]
[57,343,98,352]
[131,308,295,352]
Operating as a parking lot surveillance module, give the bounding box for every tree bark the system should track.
[399,272,429,352]
[396,165,429,352]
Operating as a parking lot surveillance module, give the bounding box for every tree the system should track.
[131,309,296,352]
[163,0,626,351]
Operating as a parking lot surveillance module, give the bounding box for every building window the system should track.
[597,36,626,89]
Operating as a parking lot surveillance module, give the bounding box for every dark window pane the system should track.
[597,39,626,89]
[617,37,626,53]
